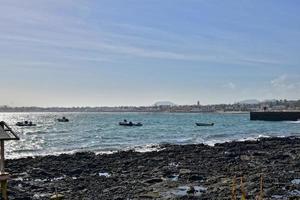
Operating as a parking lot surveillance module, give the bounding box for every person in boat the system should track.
[24,121,28,125]
[129,121,133,126]
[57,117,69,122]
[29,121,33,126]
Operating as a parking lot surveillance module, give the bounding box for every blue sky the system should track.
[0,0,299,106]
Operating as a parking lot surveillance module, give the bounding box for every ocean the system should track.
[1,112,299,159]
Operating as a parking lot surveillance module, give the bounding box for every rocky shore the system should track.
[6,136,300,200]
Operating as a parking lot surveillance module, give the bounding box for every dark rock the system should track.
[143,178,163,184]
[5,136,300,200]
[189,175,203,181]
[187,186,196,194]
[68,168,83,176]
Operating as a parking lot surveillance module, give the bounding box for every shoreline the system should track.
[0,111,248,114]
[7,136,300,199]
[5,134,278,160]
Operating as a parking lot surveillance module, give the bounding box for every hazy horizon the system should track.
[1,98,298,108]
[1,1,300,107]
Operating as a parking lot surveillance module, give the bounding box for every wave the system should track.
[173,137,195,144]
[204,139,230,146]
[8,134,299,159]
[205,133,232,139]
[131,144,162,153]
[287,121,300,124]
[22,130,70,135]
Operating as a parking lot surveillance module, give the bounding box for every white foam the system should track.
[204,139,230,146]
[130,144,163,153]
[288,120,300,124]
[204,134,275,146]
[95,150,117,155]
[7,149,79,159]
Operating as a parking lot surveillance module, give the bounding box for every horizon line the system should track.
[0,98,298,109]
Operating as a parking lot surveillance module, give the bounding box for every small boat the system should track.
[57,117,69,122]
[16,121,36,127]
[119,120,143,127]
[196,122,214,126]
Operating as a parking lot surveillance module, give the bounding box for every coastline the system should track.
[6,136,300,199]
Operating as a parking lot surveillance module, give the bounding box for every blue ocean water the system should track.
[1,112,299,159]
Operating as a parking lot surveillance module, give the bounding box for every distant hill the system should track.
[262,99,277,103]
[238,99,260,104]
[237,99,278,105]
[154,101,176,106]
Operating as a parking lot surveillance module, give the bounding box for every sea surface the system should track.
[1,112,300,159]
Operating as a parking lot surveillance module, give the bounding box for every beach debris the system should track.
[240,176,247,200]
[231,175,265,200]
[50,187,64,200]
[98,172,111,178]
[240,155,251,161]
[50,193,64,200]
[271,195,284,199]
[179,168,191,175]
[170,185,207,197]
[139,191,160,198]
[291,179,300,185]
[33,193,51,199]
[168,162,179,167]
[231,176,237,200]
[258,174,264,200]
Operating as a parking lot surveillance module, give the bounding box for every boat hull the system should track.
[196,123,214,126]
[16,123,36,127]
[119,122,142,127]
[57,119,69,122]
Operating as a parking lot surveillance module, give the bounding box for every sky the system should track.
[0,0,300,107]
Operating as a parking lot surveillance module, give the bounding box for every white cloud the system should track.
[0,0,285,67]
[270,74,298,90]
[223,82,236,89]
[271,74,287,87]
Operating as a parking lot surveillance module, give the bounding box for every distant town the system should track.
[0,99,299,113]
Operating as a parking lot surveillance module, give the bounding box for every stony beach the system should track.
[6,136,300,200]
